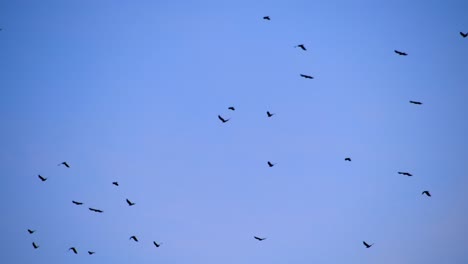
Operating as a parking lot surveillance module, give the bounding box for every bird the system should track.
[460,32,468,38]
[398,172,413,176]
[126,199,136,206]
[263,16,270,20]
[345,157,351,162]
[409,100,422,105]
[300,74,314,79]
[267,161,276,167]
[69,247,78,254]
[38,175,47,182]
[129,236,139,242]
[28,229,36,234]
[72,200,83,205]
[422,191,431,197]
[89,208,103,213]
[295,44,307,50]
[266,111,275,117]
[228,106,235,111]
[153,241,162,247]
[88,251,95,255]
[363,241,373,248]
[254,236,266,241]
[394,50,407,56]
[218,115,230,123]
[58,161,70,168]
[112,181,119,186]
[32,242,39,249]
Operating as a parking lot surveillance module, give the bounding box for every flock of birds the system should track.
[23,14,465,257]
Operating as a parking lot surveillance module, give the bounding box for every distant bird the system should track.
[130,236,139,242]
[88,251,95,255]
[89,208,103,213]
[32,242,39,249]
[254,236,266,241]
[153,241,162,247]
[267,161,276,167]
[263,16,270,20]
[72,200,83,205]
[38,175,47,182]
[266,111,275,117]
[112,181,119,186]
[58,162,70,168]
[28,229,35,234]
[345,157,351,162]
[394,50,407,56]
[422,191,431,197]
[363,241,373,248]
[300,74,314,79]
[409,100,422,105]
[126,199,136,206]
[398,172,413,177]
[69,247,78,254]
[218,115,230,123]
[228,106,235,111]
[460,32,468,38]
[295,44,307,51]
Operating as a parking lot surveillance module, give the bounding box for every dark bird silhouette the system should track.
[38,175,47,182]
[88,251,95,255]
[394,50,407,56]
[69,247,78,254]
[254,236,266,241]
[218,115,230,123]
[263,16,270,20]
[228,106,235,111]
[267,161,276,167]
[72,200,83,205]
[28,229,35,234]
[409,100,422,105]
[112,181,119,186]
[295,44,307,50]
[363,241,373,248]
[32,242,39,249]
[58,162,70,168]
[398,172,413,177]
[345,157,351,162]
[460,32,468,38]
[126,199,135,206]
[89,208,103,213]
[266,111,275,117]
[130,236,139,242]
[422,191,431,197]
[153,241,162,247]
[300,74,314,79]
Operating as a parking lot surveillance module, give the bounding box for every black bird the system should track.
[153,241,162,247]
[460,32,468,38]
[112,181,119,186]
[363,241,373,248]
[295,44,307,50]
[409,100,422,105]
[345,157,351,162]
[32,242,39,249]
[266,111,275,117]
[263,16,270,20]
[88,251,95,255]
[126,199,136,206]
[59,162,70,168]
[72,200,83,205]
[130,236,139,242]
[69,247,78,254]
[300,74,314,79]
[28,229,36,234]
[38,175,47,182]
[254,236,266,241]
[218,115,230,123]
[394,50,407,56]
[228,106,235,111]
[422,191,431,197]
[89,208,103,213]
[267,161,276,167]
[398,172,413,177]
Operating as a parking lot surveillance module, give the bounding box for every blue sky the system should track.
[1,0,467,263]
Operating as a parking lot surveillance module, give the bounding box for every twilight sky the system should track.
[1,0,467,263]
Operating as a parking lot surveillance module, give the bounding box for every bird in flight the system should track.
[263,16,270,20]
[72,200,83,205]
[300,74,314,79]
[345,157,351,162]
[153,241,162,247]
[267,161,276,167]
[89,208,103,213]
[228,106,235,111]
[38,175,47,182]
[363,241,373,248]
[295,44,307,51]
[112,181,119,186]
[266,111,275,117]
[422,191,431,197]
[398,172,413,176]
[254,236,266,241]
[32,242,39,249]
[88,251,95,255]
[126,199,136,206]
[69,247,78,254]
[28,229,36,234]
[58,162,70,168]
[394,50,407,56]
[218,115,230,123]
[130,236,139,242]
[460,32,468,38]
[409,101,422,105]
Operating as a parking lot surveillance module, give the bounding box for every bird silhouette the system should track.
[89,208,103,213]
[266,111,275,117]
[345,157,351,162]
[409,101,422,105]
[300,74,314,79]
[267,161,276,167]
[69,247,78,254]
[153,241,162,247]
[88,251,95,255]
[28,229,35,234]
[295,44,307,50]
[460,32,468,38]
[58,162,70,168]
[38,175,47,182]
[422,191,431,197]
[254,236,266,241]
[263,16,270,20]
[218,115,230,123]
[32,242,39,249]
[228,106,235,111]
[126,199,136,206]
[130,236,139,242]
[398,172,413,176]
[72,200,83,205]
[112,181,119,186]
[394,50,407,56]
[363,241,373,248]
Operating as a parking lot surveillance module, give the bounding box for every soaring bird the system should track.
[69,247,78,254]
[59,162,70,168]
[460,32,468,38]
[228,106,235,111]
[254,236,266,241]
[126,199,136,206]
[89,208,103,213]
[218,115,230,123]
[394,50,407,56]
[345,157,351,162]
[295,44,307,50]
[398,172,413,176]
[409,101,422,105]
[363,241,373,248]
[263,16,270,20]
[130,236,139,242]
[28,229,36,234]
[32,242,39,249]
[88,251,95,255]
[72,201,83,205]
[300,74,314,79]
[266,111,275,117]
[153,241,162,247]
[422,191,431,197]
[38,175,47,182]
[112,181,119,186]
[267,161,276,167]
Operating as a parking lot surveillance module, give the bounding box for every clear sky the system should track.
[1,0,467,263]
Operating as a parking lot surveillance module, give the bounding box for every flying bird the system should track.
[266,111,275,117]
[28,229,35,234]
[88,251,95,255]
[363,241,373,248]
[267,161,276,167]
[126,199,136,206]
[409,101,422,105]
[394,50,407,56]
[422,191,431,197]
[263,16,270,20]
[254,236,266,241]
[58,162,70,168]
[460,32,468,38]
[153,241,162,247]
[38,175,47,182]
[69,247,78,254]
[129,236,139,242]
[72,201,83,205]
[300,74,314,79]
[398,172,413,176]
[32,242,39,249]
[345,157,351,162]
[112,181,119,186]
[218,115,230,123]
[295,44,307,50]
[228,106,235,111]
[89,208,103,213]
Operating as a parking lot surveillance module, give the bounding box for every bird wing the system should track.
[218,115,224,122]
[363,241,369,247]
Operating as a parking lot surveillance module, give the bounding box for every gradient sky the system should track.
[1,0,467,263]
